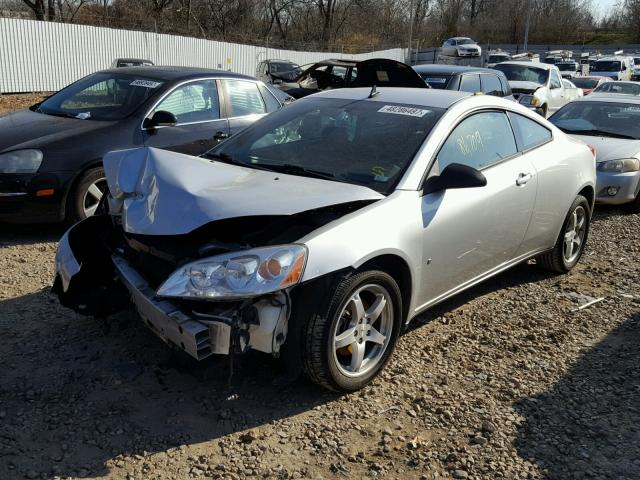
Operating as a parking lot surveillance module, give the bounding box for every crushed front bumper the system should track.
[112,255,230,359]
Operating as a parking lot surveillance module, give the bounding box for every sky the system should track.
[595,0,620,18]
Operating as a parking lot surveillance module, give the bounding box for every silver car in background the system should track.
[550,94,640,212]
[53,88,596,392]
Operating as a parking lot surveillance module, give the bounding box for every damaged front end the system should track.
[52,147,382,361]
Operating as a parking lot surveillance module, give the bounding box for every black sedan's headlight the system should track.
[0,149,43,173]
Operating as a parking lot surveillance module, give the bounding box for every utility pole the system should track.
[523,0,532,52]
[408,0,415,65]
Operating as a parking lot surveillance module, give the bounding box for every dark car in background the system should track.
[255,59,302,85]
[0,67,287,224]
[111,58,154,68]
[279,58,427,99]
[412,64,513,98]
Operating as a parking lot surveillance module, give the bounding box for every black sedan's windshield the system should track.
[36,72,164,120]
[557,63,577,71]
[550,102,640,139]
[494,64,549,84]
[205,97,445,193]
[592,61,621,72]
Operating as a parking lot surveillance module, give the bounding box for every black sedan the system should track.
[0,67,287,223]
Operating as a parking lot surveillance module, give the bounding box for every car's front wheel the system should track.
[536,194,590,273]
[302,270,403,392]
[69,167,107,223]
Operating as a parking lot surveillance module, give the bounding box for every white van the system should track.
[590,56,633,80]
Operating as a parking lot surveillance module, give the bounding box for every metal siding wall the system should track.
[0,18,405,93]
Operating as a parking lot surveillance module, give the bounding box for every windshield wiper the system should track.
[202,152,238,164]
[557,127,637,140]
[256,163,344,182]
[39,110,81,119]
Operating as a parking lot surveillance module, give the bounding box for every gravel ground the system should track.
[1,95,639,480]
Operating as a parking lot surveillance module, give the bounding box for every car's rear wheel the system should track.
[302,270,402,392]
[536,195,590,273]
[69,167,107,223]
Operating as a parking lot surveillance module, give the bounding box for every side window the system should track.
[223,80,266,117]
[508,112,552,151]
[481,74,503,96]
[459,74,481,93]
[435,112,518,172]
[259,84,282,112]
[500,77,512,96]
[154,80,219,124]
[550,71,562,89]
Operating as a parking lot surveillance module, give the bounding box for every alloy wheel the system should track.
[332,284,394,378]
[563,205,587,263]
[82,177,107,218]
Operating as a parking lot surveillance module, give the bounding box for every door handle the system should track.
[516,172,532,186]
[214,131,229,140]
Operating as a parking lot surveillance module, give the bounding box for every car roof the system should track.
[573,93,640,104]
[266,59,298,64]
[116,58,152,63]
[498,61,554,70]
[449,36,473,40]
[312,59,358,67]
[97,66,256,81]
[413,64,503,75]
[311,87,472,108]
[596,56,624,61]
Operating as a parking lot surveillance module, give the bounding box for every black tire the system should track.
[301,270,403,392]
[68,167,107,224]
[623,192,640,214]
[536,195,590,273]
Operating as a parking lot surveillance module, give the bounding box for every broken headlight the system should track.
[156,245,307,300]
[0,149,43,173]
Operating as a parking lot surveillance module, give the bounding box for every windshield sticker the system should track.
[75,112,91,120]
[376,70,390,82]
[427,77,447,83]
[130,79,163,88]
[378,105,431,117]
[624,106,640,112]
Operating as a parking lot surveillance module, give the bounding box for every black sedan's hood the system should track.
[0,109,115,152]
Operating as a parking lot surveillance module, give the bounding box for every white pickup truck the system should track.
[492,61,581,117]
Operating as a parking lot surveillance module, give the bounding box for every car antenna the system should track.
[368,85,380,98]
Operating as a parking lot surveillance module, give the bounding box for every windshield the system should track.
[594,82,640,95]
[557,63,576,71]
[205,97,445,193]
[494,64,549,84]
[270,62,302,80]
[550,102,640,139]
[418,73,452,89]
[571,78,599,89]
[458,39,475,45]
[593,61,621,72]
[37,72,162,120]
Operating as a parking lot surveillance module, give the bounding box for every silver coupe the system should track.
[54,88,596,392]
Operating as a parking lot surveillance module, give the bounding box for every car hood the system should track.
[508,81,543,92]
[0,109,114,152]
[572,135,640,162]
[104,147,384,236]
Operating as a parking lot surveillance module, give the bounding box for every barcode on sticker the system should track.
[378,105,430,117]
[130,80,163,88]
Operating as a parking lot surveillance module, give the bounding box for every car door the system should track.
[547,69,565,114]
[220,79,270,136]
[142,78,230,156]
[418,110,537,305]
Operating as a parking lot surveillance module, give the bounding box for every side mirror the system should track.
[422,163,487,195]
[144,110,177,129]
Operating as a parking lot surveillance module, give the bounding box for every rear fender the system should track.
[52,215,129,316]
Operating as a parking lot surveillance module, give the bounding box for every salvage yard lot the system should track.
[1,94,639,480]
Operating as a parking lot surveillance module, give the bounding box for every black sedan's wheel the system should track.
[302,270,403,392]
[537,195,590,273]
[69,167,107,223]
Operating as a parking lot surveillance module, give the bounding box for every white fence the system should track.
[0,17,406,93]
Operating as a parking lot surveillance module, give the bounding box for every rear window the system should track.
[571,78,599,89]
[594,82,640,95]
[419,74,452,89]
[593,61,621,71]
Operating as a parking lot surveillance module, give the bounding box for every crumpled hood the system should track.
[103,147,384,236]
[509,81,543,93]
[0,109,114,152]
[572,135,640,162]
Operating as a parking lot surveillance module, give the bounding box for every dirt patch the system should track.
[0,208,639,480]
[0,93,49,115]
